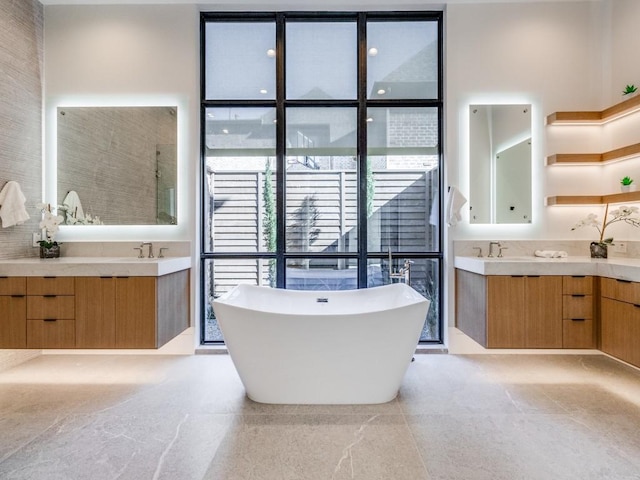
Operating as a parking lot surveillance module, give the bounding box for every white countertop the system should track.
[455,255,640,282]
[0,256,192,277]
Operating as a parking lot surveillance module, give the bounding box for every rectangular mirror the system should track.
[57,106,177,225]
[469,104,531,224]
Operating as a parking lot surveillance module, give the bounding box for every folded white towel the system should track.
[534,250,568,258]
[446,186,468,227]
[0,181,30,228]
[62,190,85,220]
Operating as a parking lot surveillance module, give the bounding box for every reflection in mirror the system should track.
[57,106,177,225]
[469,104,531,224]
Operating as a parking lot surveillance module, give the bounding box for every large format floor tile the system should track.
[0,353,639,479]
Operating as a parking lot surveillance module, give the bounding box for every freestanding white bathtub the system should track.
[212,283,430,404]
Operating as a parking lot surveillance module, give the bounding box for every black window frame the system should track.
[200,11,444,344]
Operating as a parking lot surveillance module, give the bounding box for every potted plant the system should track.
[620,176,636,193]
[36,203,64,258]
[623,84,638,97]
[571,204,640,258]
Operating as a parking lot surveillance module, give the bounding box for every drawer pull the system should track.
[11,294,25,298]
[43,318,57,322]
[100,276,112,279]
[616,279,632,283]
[528,275,541,278]
[43,294,57,298]
[43,276,57,279]
[634,304,640,309]
[571,318,586,322]
[511,275,524,278]
[116,276,130,279]
[571,275,586,278]
[0,276,8,279]
[571,294,586,298]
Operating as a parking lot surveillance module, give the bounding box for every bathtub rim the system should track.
[212,282,429,317]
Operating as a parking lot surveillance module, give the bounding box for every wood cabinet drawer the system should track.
[27,277,75,296]
[562,319,594,349]
[0,277,26,295]
[563,276,593,295]
[563,294,593,319]
[27,296,75,319]
[601,277,640,304]
[27,319,75,348]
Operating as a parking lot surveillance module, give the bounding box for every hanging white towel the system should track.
[446,186,468,227]
[62,190,85,220]
[0,181,30,228]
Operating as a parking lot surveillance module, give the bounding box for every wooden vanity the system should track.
[455,255,640,368]
[0,257,190,349]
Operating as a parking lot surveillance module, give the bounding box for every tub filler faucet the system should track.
[388,248,413,284]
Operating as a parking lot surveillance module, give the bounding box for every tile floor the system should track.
[1,331,640,479]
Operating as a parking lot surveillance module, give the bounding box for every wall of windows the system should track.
[201,12,443,344]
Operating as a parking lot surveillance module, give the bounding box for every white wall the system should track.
[446,0,606,243]
[44,4,199,245]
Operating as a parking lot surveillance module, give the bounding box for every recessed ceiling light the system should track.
[207,113,215,118]
[260,89,268,94]
[377,89,386,95]
[267,49,276,57]
[366,117,373,122]
[368,47,378,56]
[222,129,229,134]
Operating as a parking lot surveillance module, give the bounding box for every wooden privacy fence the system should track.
[208,169,438,294]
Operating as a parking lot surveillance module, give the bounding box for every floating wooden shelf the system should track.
[547,142,640,165]
[546,190,640,206]
[547,94,640,125]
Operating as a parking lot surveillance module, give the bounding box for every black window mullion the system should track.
[357,12,368,289]
[275,13,286,289]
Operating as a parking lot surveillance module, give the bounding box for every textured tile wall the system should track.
[0,0,44,368]
[0,0,43,259]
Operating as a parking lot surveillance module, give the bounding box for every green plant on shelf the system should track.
[621,176,634,186]
[623,84,638,96]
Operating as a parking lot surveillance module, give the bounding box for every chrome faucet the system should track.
[140,242,154,259]
[488,241,501,258]
[498,246,508,258]
[472,246,483,257]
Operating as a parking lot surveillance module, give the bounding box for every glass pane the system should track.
[204,108,276,253]
[367,21,438,99]
[205,22,276,100]
[286,258,357,290]
[367,257,440,341]
[367,107,439,253]
[286,22,357,99]
[204,258,276,342]
[286,108,357,254]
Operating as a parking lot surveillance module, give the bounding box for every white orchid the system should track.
[36,203,64,247]
[571,204,640,245]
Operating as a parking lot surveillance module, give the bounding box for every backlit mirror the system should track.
[57,106,177,225]
[469,104,531,224]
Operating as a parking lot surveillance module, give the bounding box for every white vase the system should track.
[621,184,637,193]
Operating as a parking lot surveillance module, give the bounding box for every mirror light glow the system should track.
[44,94,188,242]
[459,96,542,234]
